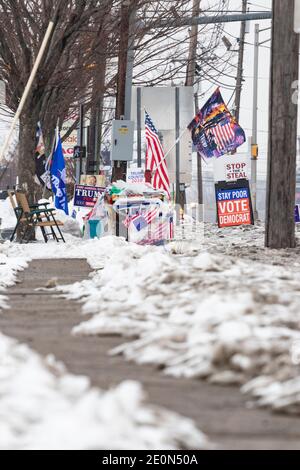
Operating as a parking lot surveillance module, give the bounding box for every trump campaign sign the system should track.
[215,179,254,228]
[74,185,105,208]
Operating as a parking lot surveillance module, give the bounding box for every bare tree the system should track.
[0,0,231,198]
[0,0,116,201]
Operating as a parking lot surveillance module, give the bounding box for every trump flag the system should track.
[188,88,246,159]
[51,129,69,215]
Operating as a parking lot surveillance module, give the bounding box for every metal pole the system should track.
[94,102,100,173]
[0,21,55,161]
[175,87,180,208]
[194,90,203,205]
[158,12,272,29]
[251,24,259,220]
[234,0,247,123]
[78,104,84,183]
[137,87,142,167]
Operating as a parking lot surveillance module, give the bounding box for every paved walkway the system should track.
[1,258,300,450]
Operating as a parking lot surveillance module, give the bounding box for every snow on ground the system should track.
[0,333,208,450]
[54,224,300,416]
[2,209,300,416]
[0,247,28,309]
[0,240,209,450]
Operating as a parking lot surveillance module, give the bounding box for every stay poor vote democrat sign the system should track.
[215,180,254,228]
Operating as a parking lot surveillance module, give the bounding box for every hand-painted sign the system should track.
[127,168,145,184]
[215,179,254,228]
[74,185,105,208]
[213,154,250,183]
[225,162,248,181]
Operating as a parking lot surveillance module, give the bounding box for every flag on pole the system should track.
[145,111,170,199]
[188,88,246,159]
[35,122,51,189]
[51,128,69,215]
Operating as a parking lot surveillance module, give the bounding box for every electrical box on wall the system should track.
[111,120,134,161]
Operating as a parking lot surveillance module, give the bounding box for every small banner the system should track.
[215,179,254,228]
[73,185,105,208]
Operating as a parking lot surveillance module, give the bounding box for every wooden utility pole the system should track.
[185,0,201,87]
[234,0,247,123]
[265,0,299,249]
[185,0,203,206]
[112,0,133,182]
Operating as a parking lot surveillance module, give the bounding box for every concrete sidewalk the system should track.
[1,258,300,450]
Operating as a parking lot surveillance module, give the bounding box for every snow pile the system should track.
[0,237,209,450]
[0,198,16,229]
[0,333,208,450]
[0,248,28,290]
[59,227,300,415]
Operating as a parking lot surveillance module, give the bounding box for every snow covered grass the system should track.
[0,333,208,450]
[57,225,300,416]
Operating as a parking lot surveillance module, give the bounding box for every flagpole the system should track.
[151,127,189,175]
[42,119,59,198]
[0,21,55,161]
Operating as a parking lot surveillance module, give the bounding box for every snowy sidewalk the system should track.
[1,258,300,450]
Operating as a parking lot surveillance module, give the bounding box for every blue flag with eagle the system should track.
[51,129,69,215]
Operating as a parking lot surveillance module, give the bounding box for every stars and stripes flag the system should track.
[210,122,235,151]
[188,88,246,159]
[145,111,170,199]
[123,206,159,229]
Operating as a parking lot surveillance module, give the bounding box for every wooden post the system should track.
[265,0,299,248]
[186,0,202,207]
[112,0,133,183]
[0,21,54,162]
[185,0,201,88]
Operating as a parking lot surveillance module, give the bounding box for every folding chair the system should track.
[8,191,26,242]
[8,191,54,242]
[14,191,65,243]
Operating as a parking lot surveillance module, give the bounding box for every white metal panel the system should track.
[161,129,192,186]
[131,86,194,131]
[295,0,300,33]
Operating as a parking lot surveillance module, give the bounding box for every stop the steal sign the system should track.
[215,180,254,228]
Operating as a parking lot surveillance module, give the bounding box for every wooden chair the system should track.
[14,191,65,243]
[8,190,54,242]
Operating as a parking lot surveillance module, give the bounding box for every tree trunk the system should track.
[18,110,40,204]
[265,0,299,249]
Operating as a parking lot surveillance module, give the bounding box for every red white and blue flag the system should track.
[145,111,170,199]
[123,207,159,230]
[188,88,246,159]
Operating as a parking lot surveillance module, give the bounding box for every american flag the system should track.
[145,111,170,199]
[209,121,235,151]
[123,207,159,229]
